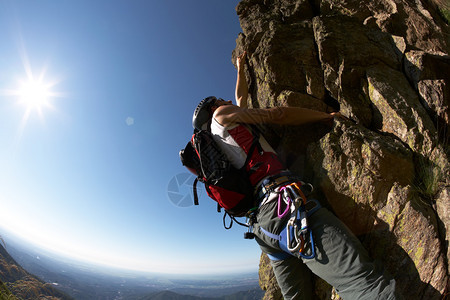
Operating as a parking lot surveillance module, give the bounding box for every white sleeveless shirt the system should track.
[210,118,278,169]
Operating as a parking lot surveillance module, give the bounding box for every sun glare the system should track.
[9,70,60,124]
[17,78,52,110]
[5,67,61,141]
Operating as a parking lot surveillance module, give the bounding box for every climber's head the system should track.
[192,96,232,130]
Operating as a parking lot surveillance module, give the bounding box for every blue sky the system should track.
[0,0,262,275]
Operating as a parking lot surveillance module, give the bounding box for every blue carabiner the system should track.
[298,230,315,259]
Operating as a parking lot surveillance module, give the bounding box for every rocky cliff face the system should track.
[232,0,449,299]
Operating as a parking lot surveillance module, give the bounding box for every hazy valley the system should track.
[0,233,263,299]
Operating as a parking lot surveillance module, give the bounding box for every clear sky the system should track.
[0,0,262,275]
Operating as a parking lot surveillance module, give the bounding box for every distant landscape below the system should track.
[1,233,264,299]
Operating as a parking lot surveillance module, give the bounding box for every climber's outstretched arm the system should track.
[235,51,248,108]
[214,105,336,127]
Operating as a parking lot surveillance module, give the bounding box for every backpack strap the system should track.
[215,126,260,215]
[193,177,199,206]
[218,127,262,229]
[243,125,262,168]
[250,125,263,155]
[223,211,249,230]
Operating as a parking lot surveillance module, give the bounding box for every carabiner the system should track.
[292,182,308,205]
[286,217,304,252]
[286,184,302,209]
[298,209,308,231]
[298,230,315,259]
[277,186,291,219]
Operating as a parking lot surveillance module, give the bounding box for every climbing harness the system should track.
[221,171,320,260]
[258,180,320,260]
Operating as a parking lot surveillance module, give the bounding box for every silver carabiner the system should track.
[286,217,302,252]
[286,184,302,206]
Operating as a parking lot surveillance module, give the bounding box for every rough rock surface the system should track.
[232,0,449,299]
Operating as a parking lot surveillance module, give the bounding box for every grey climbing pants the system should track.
[254,200,398,300]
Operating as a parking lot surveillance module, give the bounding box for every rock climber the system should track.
[191,51,399,300]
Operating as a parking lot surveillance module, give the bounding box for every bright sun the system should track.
[6,69,61,137]
[17,78,52,110]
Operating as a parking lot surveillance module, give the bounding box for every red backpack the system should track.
[179,128,261,217]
